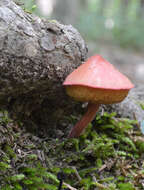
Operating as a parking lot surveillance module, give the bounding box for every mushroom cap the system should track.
[63,55,134,104]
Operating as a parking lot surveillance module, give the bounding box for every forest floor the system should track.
[1,109,144,190]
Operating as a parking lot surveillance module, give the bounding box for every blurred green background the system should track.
[19,0,144,51]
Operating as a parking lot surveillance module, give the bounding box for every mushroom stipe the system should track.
[68,103,100,138]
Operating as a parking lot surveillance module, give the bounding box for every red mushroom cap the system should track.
[63,55,134,104]
[63,55,134,90]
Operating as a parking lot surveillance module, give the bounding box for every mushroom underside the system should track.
[66,85,129,104]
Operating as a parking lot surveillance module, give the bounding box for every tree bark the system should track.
[0,0,88,136]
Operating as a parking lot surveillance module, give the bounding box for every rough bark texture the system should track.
[0,0,88,136]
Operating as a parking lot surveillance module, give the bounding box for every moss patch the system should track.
[0,110,144,189]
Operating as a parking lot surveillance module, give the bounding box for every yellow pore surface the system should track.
[66,85,129,104]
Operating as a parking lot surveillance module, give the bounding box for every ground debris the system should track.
[0,110,144,189]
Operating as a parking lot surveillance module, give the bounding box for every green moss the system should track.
[0,110,144,189]
[139,102,144,110]
[117,183,135,190]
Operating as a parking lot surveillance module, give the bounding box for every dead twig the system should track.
[72,166,82,182]
[92,176,108,189]
[63,182,78,190]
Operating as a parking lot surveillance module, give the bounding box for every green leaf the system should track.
[62,167,75,174]
[140,103,144,110]
[10,174,25,182]
[100,124,115,130]
[118,182,135,190]
[41,184,58,190]
[22,179,33,185]
[26,154,38,160]
[45,172,59,183]
[1,184,13,190]
[28,176,43,183]
[0,162,11,170]
[31,4,37,11]
[13,183,22,190]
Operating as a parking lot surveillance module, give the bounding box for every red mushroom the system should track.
[63,55,134,138]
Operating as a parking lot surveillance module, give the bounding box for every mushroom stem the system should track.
[68,103,100,138]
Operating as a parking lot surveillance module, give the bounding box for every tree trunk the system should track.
[0,0,88,137]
